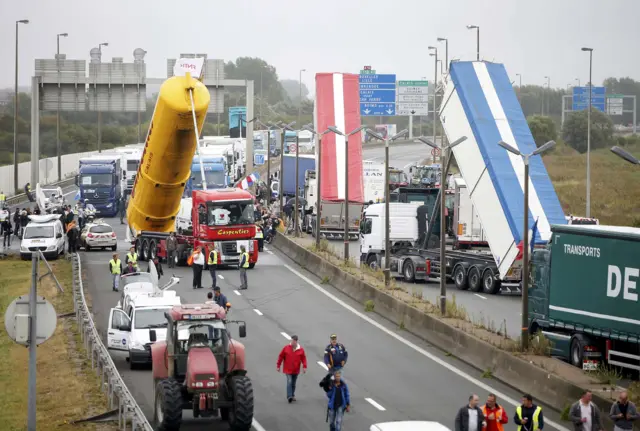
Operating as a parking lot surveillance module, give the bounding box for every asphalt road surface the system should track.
[83,216,569,431]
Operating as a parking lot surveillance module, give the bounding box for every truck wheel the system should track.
[175,244,187,267]
[111,244,117,251]
[482,270,501,294]
[570,337,585,368]
[149,239,157,260]
[366,254,378,270]
[468,267,482,292]
[228,375,254,431]
[403,260,415,283]
[140,239,149,261]
[454,266,469,290]
[153,378,183,431]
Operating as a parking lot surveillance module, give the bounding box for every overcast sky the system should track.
[1,0,638,94]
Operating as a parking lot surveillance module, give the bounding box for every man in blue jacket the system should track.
[324,334,348,375]
[326,370,350,431]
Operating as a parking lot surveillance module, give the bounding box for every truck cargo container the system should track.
[530,224,640,372]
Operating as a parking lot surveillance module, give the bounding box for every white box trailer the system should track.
[363,160,385,204]
[452,177,487,247]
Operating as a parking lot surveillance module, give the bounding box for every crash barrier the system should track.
[6,177,76,207]
[272,234,616,428]
[72,254,153,431]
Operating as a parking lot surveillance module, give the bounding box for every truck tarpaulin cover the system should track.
[314,73,364,203]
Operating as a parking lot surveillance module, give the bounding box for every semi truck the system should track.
[126,62,259,269]
[76,154,124,217]
[184,155,228,195]
[529,224,640,372]
[272,154,315,198]
[113,147,142,196]
[452,178,488,248]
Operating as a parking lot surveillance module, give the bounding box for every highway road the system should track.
[82,216,568,431]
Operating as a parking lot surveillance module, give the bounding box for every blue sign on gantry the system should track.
[572,86,606,112]
[359,74,396,116]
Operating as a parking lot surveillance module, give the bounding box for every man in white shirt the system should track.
[455,394,486,431]
[570,390,603,431]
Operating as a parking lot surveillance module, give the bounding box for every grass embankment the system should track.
[0,257,115,430]
[544,142,640,226]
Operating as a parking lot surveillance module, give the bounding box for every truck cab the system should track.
[409,164,442,188]
[77,155,123,217]
[185,155,228,196]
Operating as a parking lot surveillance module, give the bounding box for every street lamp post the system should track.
[582,47,594,218]
[437,37,449,72]
[466,25,480,61]
[516,73,522,102]
[498,139,557,351]
[327,125,367,261]
[575,78,581,87]
[97,42,108,153]
[13,19,29,194]
[365,128,409,286]
[428,46,438,159]
[303,124,334,248]
[298,69,306,126]
[611,146,640,165]
[56,32,69,182]
[256,119,274,193]
[270,121,296,216]
[418,136,467,315]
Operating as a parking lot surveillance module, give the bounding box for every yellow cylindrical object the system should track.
[127,74,210,233]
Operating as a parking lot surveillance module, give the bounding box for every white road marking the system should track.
[267,251,274,255]
[253,309,263,316]
[317,361,329,371]
[365,398,386,411]
[218,274,224,279]
[264,246,270,251]
[234,290,241,296]
[475,294,487,300]
[252,418,267,431]
[283,264,570,431]
[280,332,291,340]
[64,189,77,196]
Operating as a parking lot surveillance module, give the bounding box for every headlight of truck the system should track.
[46,245,57,251]
[106,203,113,208]
[20,246,29,252]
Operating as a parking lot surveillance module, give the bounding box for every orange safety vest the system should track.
[482,405,505,431]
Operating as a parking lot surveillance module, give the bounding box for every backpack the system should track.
[318,372,333,393]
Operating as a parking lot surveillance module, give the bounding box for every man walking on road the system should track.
[326,370,350,431]
[610,390,638,431]
[239,245,249,289]
[190,246,205,289]
[166,232,177,268]
[570,390,603,431]
[1,216,12,248]
[514,394,544,431]
[455,394,486,431]
[208,245,219,288]
[482,393,508,431]
[276,335,307,403]
[119,195,127,224]
[109,253,122,292]
[324,334,348,375]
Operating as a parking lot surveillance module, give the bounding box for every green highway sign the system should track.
[360,69,377,75]
[399,80,428,86]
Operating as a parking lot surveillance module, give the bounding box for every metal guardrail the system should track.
[6,177,76,206]
[71,254,153,431]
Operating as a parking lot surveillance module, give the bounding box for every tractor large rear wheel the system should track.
[153,378,183,431]
[228,375,254,431]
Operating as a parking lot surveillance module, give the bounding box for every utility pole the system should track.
[582,47,594,218]
[56,32,68,182]
[96,42,108,153]
[298,69,306,126]
[14,19,29,194]
[467,25,480,60]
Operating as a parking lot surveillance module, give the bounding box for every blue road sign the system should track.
[359,74,396,116]
[360,103,396,116]
[572,86,606,112]
[254,154,265,165]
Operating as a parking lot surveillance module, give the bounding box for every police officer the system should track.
[208,245,219,289]
[239,245,249,289]
[324,334,348,375]
[109,253,122,292]
[125,246,139,271]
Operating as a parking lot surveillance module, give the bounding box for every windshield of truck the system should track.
[445,194,455,209]
[121,272,154,287]
[192,171,226,189]
[127,160,139,172]
[24,226,54,239]
[405,192,438,208]
[134,308,169,329]
[389,171,408,183]
[415,167,441,183]
[80,174,113,187]
[206,200,255,226]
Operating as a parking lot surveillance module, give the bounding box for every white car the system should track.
[20,214,66,260]
[370,422,451,431]
[81,221,117,251]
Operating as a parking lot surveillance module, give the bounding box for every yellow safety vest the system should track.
[109,259,121,275]
[255,228,263,239]
[0,193,5,202]
[516,405,542,431]
[208,250,218,265]
[241,252,250,268]
[127,252,138,264]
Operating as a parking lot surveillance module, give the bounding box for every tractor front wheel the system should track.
[153,378,183,431]
[228,375,254,431]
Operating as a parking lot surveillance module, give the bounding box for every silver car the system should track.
[81,221,117,251]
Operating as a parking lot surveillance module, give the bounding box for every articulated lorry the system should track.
[530,224,640,372]
[184,155,228,195]
[126,62,258,269]
[76,154,124,217]
[272,154,315,198]
[388,61,567,294]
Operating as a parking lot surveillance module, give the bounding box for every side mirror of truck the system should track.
[149,329,157,342]
[239,323,247,338]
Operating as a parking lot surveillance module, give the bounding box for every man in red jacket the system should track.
[277,335,307,403]
[482,393,508,431]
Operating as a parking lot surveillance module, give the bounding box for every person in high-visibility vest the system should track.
[239,245,250,289]
[126,247,139,271]
[514,394,544,431]
[482,394,508,431]
[109,253,122,292]
[0,190,6,205]
[208,246,219,289]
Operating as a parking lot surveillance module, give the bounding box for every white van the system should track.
[20,214,66,260]
[107,291,181,369]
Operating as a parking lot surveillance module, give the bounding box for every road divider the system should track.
[6,177,76,207]
[72,254,152,430]
[271,234,612,429]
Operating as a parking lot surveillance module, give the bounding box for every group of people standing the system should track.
[186,243,250,290]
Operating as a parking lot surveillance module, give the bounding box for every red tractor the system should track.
[149,304,253,430]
